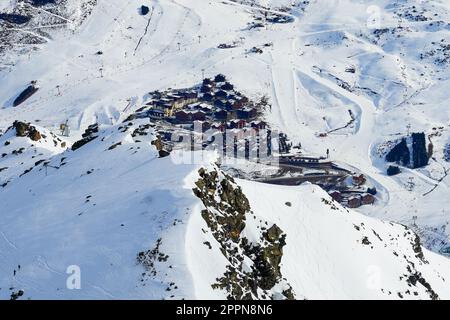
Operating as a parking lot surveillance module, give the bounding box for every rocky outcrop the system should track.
[13,84,39,107]
[411,133,429,168]
[0,14,31,25]
[151,136,170,158]
[386,138,410,166]
[9,289,24,300]
[12,121,42,141]
[193,167,295,300]
[385,133,429,169]
[72,123,99,151]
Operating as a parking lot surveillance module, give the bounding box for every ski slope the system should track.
[1,0,450,299]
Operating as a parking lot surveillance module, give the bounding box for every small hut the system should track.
[328,190,342,202]
[347,195,361,208]
[361,193,375,205]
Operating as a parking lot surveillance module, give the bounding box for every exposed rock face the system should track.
[386,138,410,166]
[385,133,429,169]
[10,289,24,300]
[151,136,170,158]
[411,132,429,168]
[13,121,30,137]
[71,123,99,151]
[137,238,169,278]
[392,225,440,300]
[0,14,31,25]
[12,121,42,141]
[193,167,295,300]
[13,85,39,107]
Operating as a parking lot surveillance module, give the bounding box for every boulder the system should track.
[12,121,42,141]
[141,5,150,15]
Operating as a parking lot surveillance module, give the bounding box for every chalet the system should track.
[154,94,198,117]
[224,100,234,111]
[352,174,366,186]
[236,107,256,119]
[149,90,163,100]
[154,98,170,107]
[214,109,228,120]
[250,120,266,130]
[202,93,214,101]
[238,96,249,104]
[194,103,213,113]
[214,74,226,83]
[180,90,198,99]
[186,103,199,111]
[172,96,198,109]
[201,84,213,93]
[203,78,214,86]
[191,110,206,121]
[147,108,165,119]
[166,93,182,100]
[329,190,342,202]
[361,193,375,205]
[215,90,228,98]
[228,119,246,129]
[232,100,244,110]
[347,195,361,208]
[221,82,234,91]
[280,156,320,164]
[175,110,190,122]
[214,99,226,109]
[228,93,237,100]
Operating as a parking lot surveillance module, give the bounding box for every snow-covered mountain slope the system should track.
[1,0,450,299]
[0,122,449,300]
[0,121,68,187]
[0,120,203,299]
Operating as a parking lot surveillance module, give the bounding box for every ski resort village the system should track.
[0,0,450,301]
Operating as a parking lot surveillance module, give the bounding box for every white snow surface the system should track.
[1,0,450,299]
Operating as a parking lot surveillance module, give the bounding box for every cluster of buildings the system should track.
[129,74,278,160]
[142,74,262,128]
[327,174,376,208]
[129,74,379,207]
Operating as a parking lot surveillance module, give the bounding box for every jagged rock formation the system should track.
[385,133,429,169]
[151,136,170,158]
[12,120,41,141]
[193,167,295,300]
[386,138,410,166]
[411,133,429,168]
[0,13,31,25]
[13,84,39,107]
[71,123,99,151]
